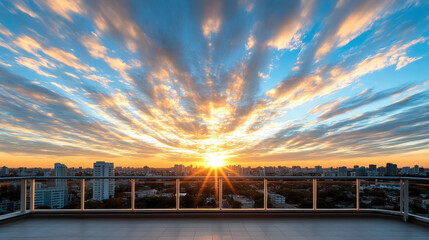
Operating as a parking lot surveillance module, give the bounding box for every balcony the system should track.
[1,176,429,240]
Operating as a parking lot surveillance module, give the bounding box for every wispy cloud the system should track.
[0,0,428,166]
[14,1,40,19]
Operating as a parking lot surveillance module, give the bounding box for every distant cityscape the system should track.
[1,161,428,178]
[1,161,428,218]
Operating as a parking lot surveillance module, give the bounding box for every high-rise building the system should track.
[401,167,411,175]
[93,161,115,201]
[356,167,367,176]
[338,167,348,176]
[1,166,9,176]
[32,163,68,209]
[143,166,150,175]
[413,165,420,175]
[378,166,386,176]
[386,163,398,176]
[54,163,67,188]
[315,166,322,175]
[369,164,377,172]
[174,164,185,175]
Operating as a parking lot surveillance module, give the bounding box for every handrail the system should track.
[0,176,428,224]
[0,176,428,181]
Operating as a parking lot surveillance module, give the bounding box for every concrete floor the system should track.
[0,215,428,240]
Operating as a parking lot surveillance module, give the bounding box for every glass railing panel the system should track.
[408,182,429,218]
[180,180,218,208]
[0,180,21,215]
[222,181,263,209]
[85,179,131,209]
[267,180,312,208]
[135,180,176,209]
[30,179,81,209]
[359,180,400,211]
[317,180,356,208]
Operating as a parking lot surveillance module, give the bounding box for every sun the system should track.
[204,152,226,167]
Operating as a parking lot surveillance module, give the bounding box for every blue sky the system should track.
[0,0,428,167]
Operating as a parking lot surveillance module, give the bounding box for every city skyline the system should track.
[0,0,429,168]
[1,161,426,175]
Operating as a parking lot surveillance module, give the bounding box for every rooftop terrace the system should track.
[1,214,429,240]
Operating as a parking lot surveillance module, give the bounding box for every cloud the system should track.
[14,1,40,18]
[0,40,18,53]
[15,56,57,78]
[315,0,391,59]
[201,0,222,37]
[250,91,429,160]
[65,72,79,79]
[44,47,93,72]
[84,74,112,86]
[0,60,12,67]
[80,34,107,58]
[42,0,83,21]
[81,34,131,81]
[266,0,314,50]
[317,84,413,120]
[14,35,93,72]
[0,0,428,165]
[0,23,13,37]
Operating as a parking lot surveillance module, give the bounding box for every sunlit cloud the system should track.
[42,0,83,22]
[0,23,13,37]
[14,1,40,19]
[0,0,428,167]
[15,56,56,78]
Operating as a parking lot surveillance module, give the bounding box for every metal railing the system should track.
[0,176,428,223]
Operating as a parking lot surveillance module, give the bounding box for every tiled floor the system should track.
[0,215,428,240]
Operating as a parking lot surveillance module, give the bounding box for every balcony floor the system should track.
[0,214,428,240]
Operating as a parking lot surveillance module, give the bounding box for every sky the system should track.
[0,0,429,168]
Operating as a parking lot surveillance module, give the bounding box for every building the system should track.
[264,167,275,176]
[93,161,115,201]
[54,163,67,188]
[231,195,255,208]
[174,164,185,176]
[386,163,398,176]
[401,167,411,175]
[241,167,252,176]
[413,165,420,175]
[315,166,323,175]
[356,167,366,176]
[143,166,150,175]
[378,166,386,176]
[0,199,20,213]
[34,182,67,209]
[269,193,286,206]
[338,167,348,176]
[1,166,9,176]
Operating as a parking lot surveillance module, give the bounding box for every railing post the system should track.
[313,179,317,210]
[176,179,180,210]
[81,179,85,211]
[264,178,268,210]
[403,179,409,222]
[29,179,35,212]
[131,178,135,210]
[20,179,26,212]
[356,179,360,210]
[400,179,404,213]
[219,178,223,210]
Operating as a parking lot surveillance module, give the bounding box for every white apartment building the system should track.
[93,161,115,201]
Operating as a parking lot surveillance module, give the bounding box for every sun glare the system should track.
[204,152,226,167]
